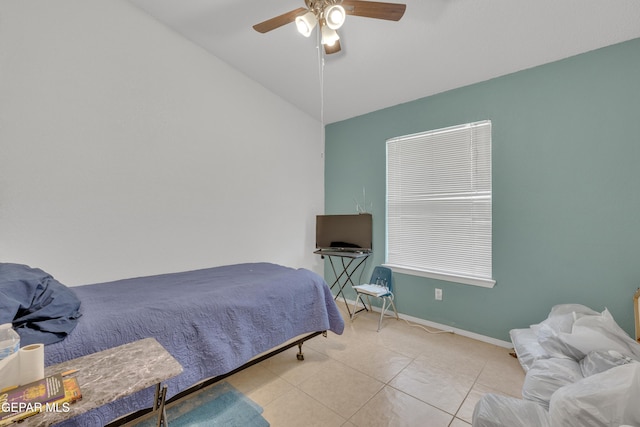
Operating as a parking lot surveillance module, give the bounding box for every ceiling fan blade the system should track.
[324,39,342,55]
[341,1,406,21]
[253,7,308,33]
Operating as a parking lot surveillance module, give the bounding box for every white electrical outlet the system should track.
[435,288,443,300]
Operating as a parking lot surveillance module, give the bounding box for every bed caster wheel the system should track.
[296,353,304,361]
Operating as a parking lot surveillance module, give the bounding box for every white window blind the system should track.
[386,120,494,288]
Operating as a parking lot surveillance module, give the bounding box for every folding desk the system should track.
[315,249,370,317]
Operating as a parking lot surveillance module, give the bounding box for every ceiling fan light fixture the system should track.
[324,4,346,30]
[321,25,339,46]
[295,11,317,37]
[252,0,407,55]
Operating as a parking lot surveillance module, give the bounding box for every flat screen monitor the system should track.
[315,213,372,252]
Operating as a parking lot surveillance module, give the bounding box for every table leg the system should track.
[154,384,168,427]
[326,255,369,317]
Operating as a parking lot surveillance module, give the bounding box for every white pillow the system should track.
[538,308,640,361]
[530,303,599,336]
[580,350,638,377]
[522,357,584,409]
[550,363,640,426]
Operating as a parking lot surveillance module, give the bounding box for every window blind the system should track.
[386,120,494,287]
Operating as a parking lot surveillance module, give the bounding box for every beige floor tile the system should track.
[431,332,497,355]
[338,317,385,345]
[389,357,475,415]
[203,302,526,427]
[415,347,486,381]
[226,363,281,395]
[340,305,458,359]
[263,388,345,427]
[456,383,510,424]
[476,352,525,397]
[246,375,294,407]
[211,363,294,419]
[298,359,385,419]
[325,338,414,383]
[367,319,452,359]
[349,386,453,427]
[449,417,472,426]
[261,346,331,386]
[306,311,380,356]
[305,329,352,357]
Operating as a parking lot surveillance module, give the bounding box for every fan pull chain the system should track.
[317,26,326,155]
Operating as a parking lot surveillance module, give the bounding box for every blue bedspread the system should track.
[43,263,344,427]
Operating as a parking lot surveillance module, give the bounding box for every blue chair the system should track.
[351,266,399,331]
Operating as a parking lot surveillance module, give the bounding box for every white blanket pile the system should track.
[473,304,640,427]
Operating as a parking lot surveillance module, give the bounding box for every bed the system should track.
[0,262,345,427]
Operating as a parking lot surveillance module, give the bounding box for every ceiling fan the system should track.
[253,0,407,55]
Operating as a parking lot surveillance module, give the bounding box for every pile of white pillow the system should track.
[473,304,640,427]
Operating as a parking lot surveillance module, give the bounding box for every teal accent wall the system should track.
[324,38,640,341]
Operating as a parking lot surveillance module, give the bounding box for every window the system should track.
[385,120,494,288]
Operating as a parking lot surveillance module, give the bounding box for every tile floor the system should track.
[224,304,526,427]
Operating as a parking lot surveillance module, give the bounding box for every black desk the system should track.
[315,250,371,317]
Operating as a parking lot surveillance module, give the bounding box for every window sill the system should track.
[382,264,496,288]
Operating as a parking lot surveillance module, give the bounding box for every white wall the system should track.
[0,0,325,285]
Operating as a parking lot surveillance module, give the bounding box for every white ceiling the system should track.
[128,0,640,124]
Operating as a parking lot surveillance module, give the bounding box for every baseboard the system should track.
[344,297,513,349]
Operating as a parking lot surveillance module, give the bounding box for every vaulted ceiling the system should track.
[129,0,640,124]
